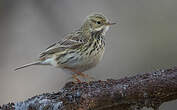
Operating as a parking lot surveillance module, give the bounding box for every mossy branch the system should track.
[1,67,177,110]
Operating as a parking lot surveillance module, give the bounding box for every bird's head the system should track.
[82,13,116,33]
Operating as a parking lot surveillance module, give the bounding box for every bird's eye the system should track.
[97,21,101,24]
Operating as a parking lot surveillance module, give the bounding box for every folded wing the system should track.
[39,31,87,59]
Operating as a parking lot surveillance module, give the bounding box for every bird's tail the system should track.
[14,61,41,71]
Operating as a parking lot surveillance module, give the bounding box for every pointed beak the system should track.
[105,22,116,26]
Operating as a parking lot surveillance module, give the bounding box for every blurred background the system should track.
[0,0,177,109]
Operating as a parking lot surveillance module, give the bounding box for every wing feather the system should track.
[39,31,87,58]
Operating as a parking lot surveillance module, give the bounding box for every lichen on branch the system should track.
[1,67,177,110]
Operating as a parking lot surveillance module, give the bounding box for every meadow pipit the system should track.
[15,13,116,82]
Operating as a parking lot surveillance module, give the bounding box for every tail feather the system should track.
[14,61,41,71]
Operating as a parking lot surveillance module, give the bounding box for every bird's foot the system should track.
[72,74,81,83]
[64,67,95,82]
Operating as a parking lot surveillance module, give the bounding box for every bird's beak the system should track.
[105,22,116,26]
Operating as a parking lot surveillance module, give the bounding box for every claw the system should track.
[72,74,81,83]
[64,67,95,82]
[72,70,95,81]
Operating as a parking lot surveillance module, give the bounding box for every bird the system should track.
[15,13,116,82]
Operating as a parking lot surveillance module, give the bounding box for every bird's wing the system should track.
[39,31,87,58]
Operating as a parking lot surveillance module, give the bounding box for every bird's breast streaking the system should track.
[54,30,105,72]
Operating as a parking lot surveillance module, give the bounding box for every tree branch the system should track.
[1,67,177,110]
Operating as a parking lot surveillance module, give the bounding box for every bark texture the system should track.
[1,67,177,110]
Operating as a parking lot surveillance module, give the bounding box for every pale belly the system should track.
[57,48,105,72]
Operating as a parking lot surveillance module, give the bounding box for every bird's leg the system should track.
[64,67,95,82]
[74,70,95,82]
[72,74,81,83]
[64,67,81,83]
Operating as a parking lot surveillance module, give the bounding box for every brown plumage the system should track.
[15,13,116,82]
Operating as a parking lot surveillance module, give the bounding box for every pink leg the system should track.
[64,67,95,82]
